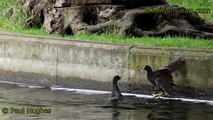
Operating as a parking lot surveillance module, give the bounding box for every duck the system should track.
[142,65,177,97]
[109,75,123,104]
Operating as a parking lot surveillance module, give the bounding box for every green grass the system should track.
[65,33,213,49]
[168,0,213,23]
[0,0,26,31]
[0,0,212,49]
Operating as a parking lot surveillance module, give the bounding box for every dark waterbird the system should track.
[110,75,123,100]
[141,57,185,97]
[109,75,123,106]
[104,76,136,110]
[142,65,177,97]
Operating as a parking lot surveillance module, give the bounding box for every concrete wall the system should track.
[0,32,131,89]
[129,46,213,90]
[0,31,212,92]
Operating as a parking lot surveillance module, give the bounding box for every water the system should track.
[0,82,213,120]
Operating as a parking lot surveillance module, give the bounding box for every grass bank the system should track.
[0,0,212,49]
[66,33,213,49]
[168,0,213,23]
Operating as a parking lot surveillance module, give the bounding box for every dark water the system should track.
[0,83,213,120]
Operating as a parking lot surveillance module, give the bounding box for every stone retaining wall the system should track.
[0,31,212,92]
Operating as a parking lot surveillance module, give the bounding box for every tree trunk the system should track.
[20,0,213,39]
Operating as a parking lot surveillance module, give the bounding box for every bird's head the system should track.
[113,75,121,82]
[141,65,152,72]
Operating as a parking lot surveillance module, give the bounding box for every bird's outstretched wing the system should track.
[159,57,185,73]
[155,69,171,76]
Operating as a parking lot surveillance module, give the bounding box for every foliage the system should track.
[0,0,212,49]
[168,0,213,23]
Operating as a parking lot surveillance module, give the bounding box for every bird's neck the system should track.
[146,68,154,75]
[112,83,120,92]
[146,69,156,85]
[111,81,123,101]
[112,82,122,96]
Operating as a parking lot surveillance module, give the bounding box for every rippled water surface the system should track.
[0,83,213,120]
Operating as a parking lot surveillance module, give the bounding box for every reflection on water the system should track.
[0,83,213,120]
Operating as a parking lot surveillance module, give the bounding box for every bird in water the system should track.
[142,65,178,97]
[109,75,123,106]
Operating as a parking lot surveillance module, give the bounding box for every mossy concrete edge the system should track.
[0,31,212,93]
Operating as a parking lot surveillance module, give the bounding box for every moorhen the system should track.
[142,65,177,97]
[109,75,123,103]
